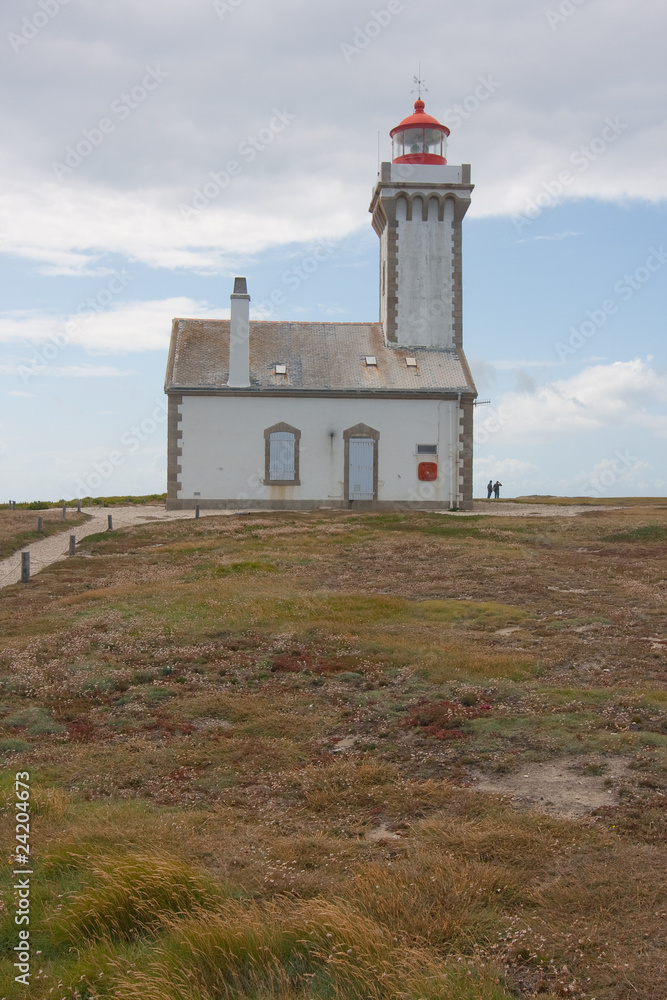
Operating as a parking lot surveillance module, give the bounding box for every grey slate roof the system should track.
[165,319,477,396]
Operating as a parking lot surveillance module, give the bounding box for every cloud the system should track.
[514,232,580,245]
[571,455,651,490]
[534,231,580,241]
[488,359,564,370]
[2,359,137,377]
[476,359,667,444]
[513,369,538,395]
[45,365,139,377]
[0,0,666,270]
[473,454,543,497]
[630,410,667,439]
[0,179,359,276]
[474,455,540,478]
[0,298,223,353]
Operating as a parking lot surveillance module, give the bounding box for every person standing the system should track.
[493,480,502,499]
[486,479,493,499]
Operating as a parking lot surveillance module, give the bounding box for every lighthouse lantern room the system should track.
[390,98,450,164]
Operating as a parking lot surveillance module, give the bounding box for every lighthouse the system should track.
[165,96,477,511]
[369,99,473,349]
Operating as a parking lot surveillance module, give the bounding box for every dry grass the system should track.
[108,897,515,1000]
[0,503,665,999]
[50,849,229,943]
[507,495,666,506]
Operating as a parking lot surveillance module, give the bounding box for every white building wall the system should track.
[395,197,454,348]
[177,395,462,506]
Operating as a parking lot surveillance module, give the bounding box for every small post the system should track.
[62,502,66,520]
[21,552,30,584]
[69,534,76,556]
[107,515,113,531]
[195,505,200,519]
[37,516,43,533]
[77,499,82,513]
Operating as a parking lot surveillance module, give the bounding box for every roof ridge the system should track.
[174,318,382,326]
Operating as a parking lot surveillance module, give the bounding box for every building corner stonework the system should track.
[166,393,183,509]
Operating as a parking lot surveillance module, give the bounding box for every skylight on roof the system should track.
[406,357,417,367]
[365,356,377,366]
[275,364,287,375]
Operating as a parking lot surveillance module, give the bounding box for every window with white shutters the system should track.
[263,423,301,485]
[269,432,295,480]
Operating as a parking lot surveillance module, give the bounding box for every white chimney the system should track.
[227,276,250,387]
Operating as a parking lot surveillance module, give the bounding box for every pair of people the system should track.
[486,479,502,499]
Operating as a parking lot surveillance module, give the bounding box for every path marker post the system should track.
[69,535,76,556]
[62,502,66,520]
[195,505,200,519]
[37,516,43,533]
[107,515,113,531]
[21,552,30,584]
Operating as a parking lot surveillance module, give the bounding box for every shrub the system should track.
[109,896,514,1000]
[401,699,491,740]
[0,738,30,753]
[51,850,229,942]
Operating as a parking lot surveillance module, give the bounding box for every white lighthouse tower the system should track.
[369,99,473,349]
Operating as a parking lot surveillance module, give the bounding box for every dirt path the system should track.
[470,756,631,820]
[0,505,231,590]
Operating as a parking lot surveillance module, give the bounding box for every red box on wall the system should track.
[418,462,437,481]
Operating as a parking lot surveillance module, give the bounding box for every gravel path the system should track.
[0,505,231,590]
[0,500,609,590]
[464,501,613,517]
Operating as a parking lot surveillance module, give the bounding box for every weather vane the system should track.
[412,65,428,100]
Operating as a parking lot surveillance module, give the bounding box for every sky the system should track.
[1,0,666,502]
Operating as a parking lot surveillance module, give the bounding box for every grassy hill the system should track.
[0,505,665,999]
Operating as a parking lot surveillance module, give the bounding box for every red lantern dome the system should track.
[390,99,450,165]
